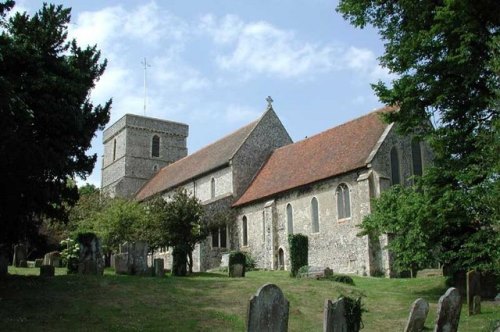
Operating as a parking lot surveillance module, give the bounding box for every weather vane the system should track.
[141,58,151,115]
[266,96,274,110]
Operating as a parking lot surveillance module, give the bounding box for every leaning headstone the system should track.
[247,283,289,332]
[323,297,347,332]
[472,295,481,315]
[40,265,55,277]
[0,255,8,276]
[154,258,165,277]
[114,253,128,274]
[13,244,27,267]
[404,298,429,332]
[77,233,104,275]
[467,270,481,315]
[34,259,43,267]
[434,287,461,332]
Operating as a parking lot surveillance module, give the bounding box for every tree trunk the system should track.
[188,250,193,274]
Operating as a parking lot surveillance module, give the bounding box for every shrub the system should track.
[60,238,80,274]
[342,296,365,332]
[242,252,256,271]
[328,274,355,286]
[296,265,310,278]
[288,234,308,277]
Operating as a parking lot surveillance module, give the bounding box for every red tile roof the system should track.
[136,120,259,201]
[233,107,393,206]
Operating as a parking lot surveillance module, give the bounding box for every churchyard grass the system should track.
[1,267,498,331]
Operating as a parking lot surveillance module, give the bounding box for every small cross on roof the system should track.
[266,96,274,110]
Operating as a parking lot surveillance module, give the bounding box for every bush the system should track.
[328,274,355,286]
[242,252,256,271]
[342,296,365,332]
[60,238,80,274]
[296,265,310,278]
[288,234,308,277]
[172,244,189,276]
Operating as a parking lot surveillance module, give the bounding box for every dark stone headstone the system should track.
[404,298,429,332]
[229,263,245,277]
[114,253,128,274]
[472,295,481,315]
[323,298,347,332]
[40,265,55,277]
[0,255,8,276]
[434,287,461,332]
[34,259,43,267]
[43,251,61,267]
[13,244,27,267]
[247,283,289,332]
[78,234,104,275]
[154,258,165,277]
[467,270,481,316]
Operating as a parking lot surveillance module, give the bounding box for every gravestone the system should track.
[13,244,27,267]
[154,258,165,277]
[299,266,333,279]
[323,297,347,332]
[114,253,128,274]
[43,251,61,267]
[467,270,481,315]
[78,234,104,275]
[0,255,8,276]
[221,253,230,268]
[19,260,28,268]
[34,259,43,267]
[130,241,149,275]
[40,265,55,277]
[434,287,461,332]
[247,283,289,332]
[404,298,429,332]
[472,296,481,315]
[229,263,245,277]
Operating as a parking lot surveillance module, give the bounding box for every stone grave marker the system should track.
[404,298,429,332]
[229,263,245,277]
[43,251,61,267]
[434,287,461,332]
[323,297,347,332]
[78,234,104,275]
[299,266,333,279]
[472,295,481,315]
[467,270,481,315]
[247,283,289,332]
[154,258,165,277]
[114,253,128,274]
[40,265,55,277]
[19,260,28,268]
[13,244,27,267]
[221,253,230,268]
[34,259,43,267]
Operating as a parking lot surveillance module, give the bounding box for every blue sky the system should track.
[14,0,391,187]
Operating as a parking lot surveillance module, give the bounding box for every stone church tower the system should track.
[101,114,188,198]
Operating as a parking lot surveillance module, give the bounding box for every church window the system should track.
[311,197,319,233]
[211,178,216,199]
[152,135,160,158]
[286,203,293,234]
[411,139,423,177]
[242,216,248,246]
[336,184,351,220]
[211,229,219,247]
[211,227,227,248]
[220,225,227,248]
[262,210,266,243]
[390,147,401,185]
[112,139,117,161]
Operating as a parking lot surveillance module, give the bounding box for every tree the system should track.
[151,189,207,275]
[337,0,500,274]
[0,2,111,248]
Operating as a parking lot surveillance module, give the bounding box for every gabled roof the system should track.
[135,116,261,201]
[233,107,394,207]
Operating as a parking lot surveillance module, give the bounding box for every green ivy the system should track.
[288,234,308,277]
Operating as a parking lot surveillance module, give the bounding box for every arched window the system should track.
[311,197,319,233]
[286,204,293,234]
[390,147,401,185]
[112,139,117,161]
[411,139,423,177]
[152,135,160,158]
[210,178,216,199]
[336,184,351,220]
[242,216,248,246]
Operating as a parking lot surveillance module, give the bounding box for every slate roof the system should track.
[233,107,393,207]
[135,119,259,201]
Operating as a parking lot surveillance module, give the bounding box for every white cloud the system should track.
[224,105,261,123]
[343,47,394,81]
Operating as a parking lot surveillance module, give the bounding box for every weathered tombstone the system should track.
[114,253,128,274]
[43,251,61,267]
[472,295,481,315]
[34,258,43,267]
[221,253,230,268]
[154,258,165,277]
[27,261,35,268]
[40,265,55,277]
[13,244,27,267]
[323,298,347,332]
[130,241,149,275]
[434,287,461,332]
[247,283,289,332]
[0,255,8,276]
[230,264,245,277]
[77,233,104,275]
[467,270,481,315]
[404,298,429,332]
[299,266,333,279]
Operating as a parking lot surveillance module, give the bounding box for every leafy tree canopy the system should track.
[337,0,499,273]
[0,1,111,247]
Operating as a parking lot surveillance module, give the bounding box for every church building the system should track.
[101,100,431,276]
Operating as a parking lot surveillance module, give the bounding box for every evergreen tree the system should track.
[0,2,111,247]
[337,0,499,273]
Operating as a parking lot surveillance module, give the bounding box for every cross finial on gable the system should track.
[266,96,274,110]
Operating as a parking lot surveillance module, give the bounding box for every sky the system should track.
[13,0,392,187]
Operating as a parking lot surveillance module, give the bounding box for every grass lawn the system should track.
[1,267,498,331]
